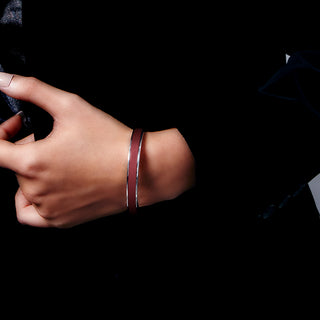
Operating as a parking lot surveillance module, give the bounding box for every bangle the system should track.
[126,128,144,214]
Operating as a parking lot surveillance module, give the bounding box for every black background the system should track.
[1,1,320,309]
[0,1,210,293]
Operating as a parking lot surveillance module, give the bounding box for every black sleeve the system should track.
[232,47,320,228]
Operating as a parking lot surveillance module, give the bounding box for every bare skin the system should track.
[0,74,195,228]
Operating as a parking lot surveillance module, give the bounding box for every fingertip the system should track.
[2,74,67,118]
[0,112,23,140]
[16,110,27,124]
[0,72,14,88]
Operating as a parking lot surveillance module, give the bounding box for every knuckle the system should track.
[38,206,52,219]
[61,92,82,108]
[20,147,43,176]
[37,200,59,220]
[16,214,27,225]
[21,186,41,206]
[19,180,47,208]
[15,206,26,225]
[51,220,68,229]
[23,77,41,97]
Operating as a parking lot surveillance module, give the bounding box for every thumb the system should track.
[0,72,73,119]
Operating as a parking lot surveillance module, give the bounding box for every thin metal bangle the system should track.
[126,128,144,213]
[135,130,144,208]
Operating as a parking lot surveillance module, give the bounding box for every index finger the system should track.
[0,74,73,119]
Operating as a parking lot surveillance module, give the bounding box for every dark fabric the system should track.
[0,1,23,119]
[260,50,320,120]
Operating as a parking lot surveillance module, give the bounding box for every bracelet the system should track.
[126,128,144,214]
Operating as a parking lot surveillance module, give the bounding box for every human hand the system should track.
[0,73,195,228]
[0,74,132,227]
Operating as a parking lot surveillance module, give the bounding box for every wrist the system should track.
[138,128,195,207]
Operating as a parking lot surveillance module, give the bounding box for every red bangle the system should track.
[126,128,144,214]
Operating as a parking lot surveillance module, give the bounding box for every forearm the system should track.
[138,128,196,207]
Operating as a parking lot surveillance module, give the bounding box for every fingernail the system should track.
[0,72,14,87]
[16,111,27,126]
[17,110,25,120]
